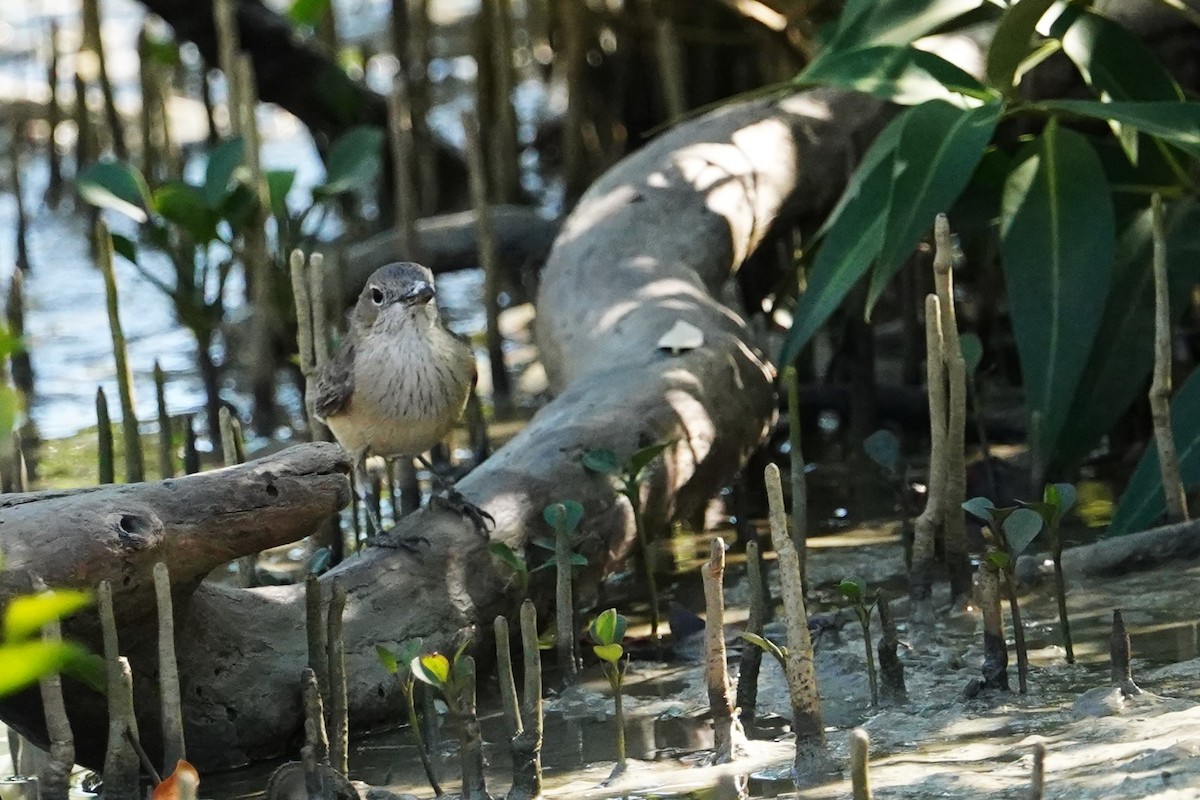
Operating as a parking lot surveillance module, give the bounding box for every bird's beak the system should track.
[402,282,435,305]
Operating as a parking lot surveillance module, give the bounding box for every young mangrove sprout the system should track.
[583,442,671,644]
[153,563,186,771]
[736,538,767,723]
[412,641,488,800]
[588,608,629,780]
[850,728,872,800]
[1025,484,1077,663]
[702,538,744,761]
[965,497,1044,693]
[327,583,349,775]
[376,638,442,795]
[511,599,543,800]
[836,578,878,707]
[540,501,586,682]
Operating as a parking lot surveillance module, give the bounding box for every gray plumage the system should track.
[313,262,476,463]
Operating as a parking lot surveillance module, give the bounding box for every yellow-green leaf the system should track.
[593,643,624,664]
[0,641,85,696]
[4,590,92,642]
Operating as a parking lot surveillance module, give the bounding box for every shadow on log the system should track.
[1,88,888,770]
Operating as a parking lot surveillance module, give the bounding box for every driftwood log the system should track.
[0,87,886,770]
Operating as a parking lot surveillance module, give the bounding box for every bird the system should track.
[312,262,490,546]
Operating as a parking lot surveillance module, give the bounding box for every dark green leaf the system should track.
[863,429,901,475]
[629,441,671,481]
[0,641,87,696]
[799,45,997,107]
[582,448,621,475]
[836,578,866,603]
[821,0,982,55]
[76,161,151,223]
[1109,366,1200,535]
[220,183,258,232]
[265,170,297,220]
[816,110,907,240]
[963,496,996,523]
[960,333,984,378]
[60,650,106,693]
[153,182,218,243]
[109,233,138,265]
[567,552,588,567]
[376,645,399,674]
[3,590,92,641]
[314,126,385,196]
[986,550,1011,570]
[1003,507,1044,555]
[868,100,1002,313]
[1034,101,1200,160]
[287,0,331,27]
[1051,200,1200,473]
[781,139,896,364]
[985,0,1057,92]
[488,542,527,574]
[203,137,245,208]
[1001,122,1115,469]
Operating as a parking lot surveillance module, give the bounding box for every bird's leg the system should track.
[353,453,385,539]
[416,454,494,537]
[368,456,432,552]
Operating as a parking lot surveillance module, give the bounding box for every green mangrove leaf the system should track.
[799,44,996,107]
[265,170,297,219]
[1034,101,1200,159]
[868,99,1001,314]
[1048,482,1077,515]
[153,182,218,243]
[960,333,984,378]
[376,645,399,674]
[836,578,867,604]
[1000,122,1115,471]
[629,441,671,481]
[109,233,138,265]
[780,134,896,364]
[593,643,624,664]
[821,0,981,56]
[1109,366,1200,535]
[1051,200,1200,474]
[60,650,106,693]
[411,653,451,688]
[863,429,901,475]
[315,126,385,196]
[0,641,87,697]
[488,541,527,574]
[76,161,151,223]
[567,553,588,567]
[1003,507,1044,555]
[203,136,246,208]
[543,500,584,534]
[531,536,556,552]
[3,590,92,642]
[582,448,621,475]
[985,0,1058,92]
[963,496,996,523]
[590,608,625,646]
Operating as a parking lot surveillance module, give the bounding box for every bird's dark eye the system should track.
[370,287,385,305]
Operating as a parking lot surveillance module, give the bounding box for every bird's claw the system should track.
[433,489,494,538]
[367,532,432,552]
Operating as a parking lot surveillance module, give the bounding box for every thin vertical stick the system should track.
[96,387,115,484]
[95,221,145,482]
[979,558,1009,691]
[455,656,488,800]
[932,214,971,603]
[154,563,186,770]
[305,574,331,706]
[183,415,200,474]
[495,616,522,737]
[410,0,436,214]
[32,576,73,800]
[1029,742,1045,800]
[387,73,421,258]
[327,583,349,775]
[1150,194,1189,523]
[560,0,588,201]
[462,109,512,414]
[850,728,871,800]
[213,0,243,137]
[1004,572,1029,694]
[138,26,162,184]
[81,0,127,159]
[487,0,520,202]
[554,508,577,684]
[876,594,906,703]
[735,538,766,723]
[910,294,945,620]
[223,408,253,589]
[784,365,807,589]
[153,362,173,479]
[301,668,330,764]
[509,599,542,800]
[46,21,64,207]
[7,271,31,401]
[653,17,687,123]
[1111,608,1141,696]
[9,128,31,274]
[103,659,141,800]
[765,463,826,778]
[702,538,742,762]
[73,72,95,172]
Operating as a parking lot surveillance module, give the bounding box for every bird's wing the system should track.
[312,340,355,420]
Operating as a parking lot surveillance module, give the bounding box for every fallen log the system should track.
[1,87,886,770]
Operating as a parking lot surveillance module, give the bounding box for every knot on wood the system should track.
[105,510,163,548]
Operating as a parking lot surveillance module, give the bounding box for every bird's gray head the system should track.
[353,262,439,332]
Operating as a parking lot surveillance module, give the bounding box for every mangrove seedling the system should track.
[411,640,487,800]
[1022,483,1077,663]
[964,497,1044,694]
[376,638,442,795]
[836,578,878,707]
[538,501,587,682]
[583,442,671,643]
[588,608,629,780]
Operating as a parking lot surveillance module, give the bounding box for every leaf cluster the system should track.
[964,482,1077,569]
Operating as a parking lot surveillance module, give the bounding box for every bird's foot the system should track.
[433,489,494,538]
[367,531,431,552]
